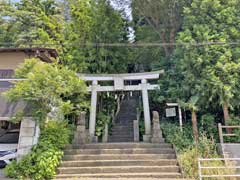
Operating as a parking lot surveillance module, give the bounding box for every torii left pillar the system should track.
[89,80,98,142]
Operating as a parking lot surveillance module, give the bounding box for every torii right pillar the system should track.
[141,79,152,142]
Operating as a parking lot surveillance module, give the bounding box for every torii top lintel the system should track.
[78,70,164,82]
[78,70,164,92]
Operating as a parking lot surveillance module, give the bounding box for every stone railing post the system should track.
[102,123,108,143]
[17,117,40,160]
[111,110,115,125]
[133,108,141,142]
[73,112,86,145]
[133,119,139,142]
[151,111,163,143]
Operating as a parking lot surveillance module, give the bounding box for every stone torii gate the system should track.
[78,70,164,142]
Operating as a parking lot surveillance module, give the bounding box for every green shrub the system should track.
[200,114,219,140]
[161,122,193,152]
[96,111,111,137]
[39,120,71,149]
[5,120,71,180]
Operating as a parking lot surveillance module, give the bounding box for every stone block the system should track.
[151,111,164,143]
[76,112,86,126]
[77,126,86,132]
[21,118,36,128]
[90,136,98,143]
[17,147,32,161]
[17,147,31,155]
[19,137,33,147]
[102,123,108,143]
[114,77,124,90]
[20,127,35,137]
[133,120,139,142]
[143,135,151,142]
[74,136,86,145]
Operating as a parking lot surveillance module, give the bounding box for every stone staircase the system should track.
[55,142,184,180]
[109,98,137,142]
[55,96,185,180]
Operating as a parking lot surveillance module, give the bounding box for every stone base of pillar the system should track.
[143,134,151,142]
[90,135,98,143]
[73,126,86,145]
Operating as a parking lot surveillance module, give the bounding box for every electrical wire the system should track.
[1,41,240,48]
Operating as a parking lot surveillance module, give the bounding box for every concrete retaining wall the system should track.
[17,118,40,160]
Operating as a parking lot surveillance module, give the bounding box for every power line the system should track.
[1,41,240,47]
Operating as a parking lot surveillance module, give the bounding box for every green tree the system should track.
[132,0,191,58]
[177,0,240,124]
[4,58,87,122]
[180,96,200,141]
[65,0,130,73]
[0,0,64,49]
[16,0,64,45]
[0,0,18,46]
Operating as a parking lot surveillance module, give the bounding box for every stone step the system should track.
[64,148,175,155]
[115,118,135,121]
[108,138,134,142]
[108,138,133,142]
[110,132,134,136]
[112,124,133,127]
[110,130,132,132]
[108,140,133,143]
[55,172,182,179]
[111,126,133,129]
[111,131,133,134]
[110,131,133,135]
[108,134,133,139]
[62,154,176,161]
[60,159,178,167]
[66,143,173,149]
[111,130,133,132]
[57,165,180,174]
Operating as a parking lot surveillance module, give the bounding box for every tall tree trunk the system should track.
[223,103,230,124]
[191,110,199,141]
[223,102,231,133]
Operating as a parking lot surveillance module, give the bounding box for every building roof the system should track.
[0,48,58,62]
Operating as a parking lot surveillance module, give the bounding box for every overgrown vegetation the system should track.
[161,121,239,179]
[96,111,111,137]
[4,121,72,180]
